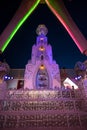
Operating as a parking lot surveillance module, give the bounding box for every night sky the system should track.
[0,0,87,69]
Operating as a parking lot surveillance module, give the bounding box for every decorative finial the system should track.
[36,24,48,36]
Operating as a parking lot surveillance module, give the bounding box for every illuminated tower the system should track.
[24,24,61,89]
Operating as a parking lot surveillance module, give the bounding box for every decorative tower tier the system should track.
[24,25,61,89]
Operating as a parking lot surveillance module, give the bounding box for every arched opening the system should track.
[36,65,49,89]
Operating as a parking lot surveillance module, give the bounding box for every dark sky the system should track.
[0,0,87,69]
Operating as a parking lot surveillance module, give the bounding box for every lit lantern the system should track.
[39,46,45,51]
[40,65,45,70]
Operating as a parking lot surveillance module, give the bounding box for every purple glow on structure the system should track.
[4,75,13,80]
[75,76,82,80]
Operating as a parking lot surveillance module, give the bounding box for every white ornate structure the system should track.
[0,25,87,130]
[24,25,61,89]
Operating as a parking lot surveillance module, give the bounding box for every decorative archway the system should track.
[36,65,49,89]
[0,0,87,55]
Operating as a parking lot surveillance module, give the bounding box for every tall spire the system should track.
[24,25,61,90]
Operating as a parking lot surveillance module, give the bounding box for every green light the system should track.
[1,0,40,52]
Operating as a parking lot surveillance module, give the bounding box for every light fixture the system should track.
[39,46,45,51]
[40,65,45,70]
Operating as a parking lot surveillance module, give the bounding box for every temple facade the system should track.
[24,24,61,90]
[0,25,87,130]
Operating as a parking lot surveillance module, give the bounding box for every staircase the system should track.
[0,89,87,130]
